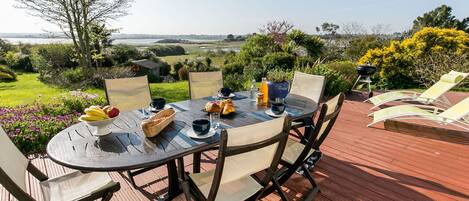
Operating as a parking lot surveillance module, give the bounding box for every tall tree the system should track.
[16,0,133,67]
[412,5,469,33]
[318,22,340,35]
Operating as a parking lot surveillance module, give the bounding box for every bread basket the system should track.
[141,108,176,137]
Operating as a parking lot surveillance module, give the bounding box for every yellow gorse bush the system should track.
[359,27,469,88]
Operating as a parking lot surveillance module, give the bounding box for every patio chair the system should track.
[289,71,326,139]
[188,71,223,100]
[365,70,468,110]
[368,97,469,131]
[271,93,345,201]
[0,125,120,201]
[178,116,292,201]
[104,75,152,112]
[105,76,160,187]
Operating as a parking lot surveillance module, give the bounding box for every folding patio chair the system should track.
[178,117,292,201]
[271,93,345,201]
[368,97,469,131]
[104,75,152,112]
[188,71,223,100]
[188,71,224,173]
[365,70,468,110]
[288,71,326,140]
[104,75,157,187]
[0,125,121,201]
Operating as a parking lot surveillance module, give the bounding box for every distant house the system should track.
[131,59,162,82]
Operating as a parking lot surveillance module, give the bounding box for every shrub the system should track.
[4,51,33,71]
[360,27,469,89]
[345,35,389,61]
[0,65,17,81]
[146,45,186,56]
[223,62,245,75]
[413,52,469,88]
[243,60,264,81]
[287,29,324,57]
[223,73,249,92]
[178,67,189,81]
[31,44,77,69]
[62,68,87,83]
[109,44,141,64]
[239,34,279,63]
[262,52,295,71]
[324,61,358,87]
[0,38,13,56]
[40,66,135,89]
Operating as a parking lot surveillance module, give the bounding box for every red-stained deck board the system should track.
[1,91,469,201]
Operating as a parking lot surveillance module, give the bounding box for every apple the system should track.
[107,107,120,118]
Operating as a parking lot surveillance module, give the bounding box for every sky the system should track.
[0,0,468,35]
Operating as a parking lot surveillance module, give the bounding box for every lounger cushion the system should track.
[282,139,316,165]
[40,171,115,201]
[367,91,413,106]
[189,169,262,201]
[441,72,464,83]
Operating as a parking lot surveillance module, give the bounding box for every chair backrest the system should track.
[206,117,291,201]
[438,97,469,122]
[0,126,29,194]
[188,71,223,100]
[418,70,469,102]
[312,93,345,149]
[290,71,325,103]
[104,76,152,112]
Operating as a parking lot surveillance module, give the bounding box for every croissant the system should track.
[222,101,235,115]
[205,101,222,113]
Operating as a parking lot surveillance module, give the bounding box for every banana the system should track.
[102,105,111,114]
[89,105,102,110]
[84,108,108,119]
[79,114,106,121]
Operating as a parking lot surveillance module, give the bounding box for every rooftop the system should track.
[2,92,468,201]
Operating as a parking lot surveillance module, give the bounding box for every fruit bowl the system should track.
[79,116,118,137]
[78,105,121,137]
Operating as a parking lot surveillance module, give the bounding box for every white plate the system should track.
[265,109,288,117]
[218,93,235,98]
[186,128,217,139]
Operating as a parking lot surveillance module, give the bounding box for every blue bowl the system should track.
[192,119,211,135]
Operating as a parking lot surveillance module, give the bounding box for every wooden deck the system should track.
[2,92,469,201]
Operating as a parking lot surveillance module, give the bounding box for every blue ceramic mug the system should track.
[192,119,211,135]
[271,98,286,115]
[151,98,166,110]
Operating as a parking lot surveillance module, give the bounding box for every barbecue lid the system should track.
[356,64,377,75]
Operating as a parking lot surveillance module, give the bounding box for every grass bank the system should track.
[0,73,189,107]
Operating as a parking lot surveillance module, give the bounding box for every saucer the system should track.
[218,93,235,98]
[265,109,288,117]
[186,128,217,139]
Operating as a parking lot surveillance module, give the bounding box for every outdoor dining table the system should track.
[46,91,318,200]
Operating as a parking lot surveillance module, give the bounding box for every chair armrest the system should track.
[27,162,48,182]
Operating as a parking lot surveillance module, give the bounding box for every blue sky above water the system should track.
[1,0,468,34]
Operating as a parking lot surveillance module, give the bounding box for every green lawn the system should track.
[0,73,189,107]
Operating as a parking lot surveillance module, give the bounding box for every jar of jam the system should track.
[257,93,264,106]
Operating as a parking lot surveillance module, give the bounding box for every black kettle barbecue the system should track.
[352,64,377,98]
